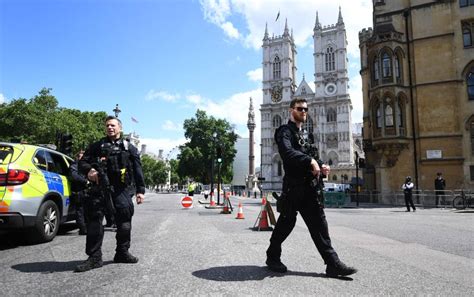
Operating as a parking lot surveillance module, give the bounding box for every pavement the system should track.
[0,192,473,296]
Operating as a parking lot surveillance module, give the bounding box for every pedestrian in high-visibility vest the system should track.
[188,182,196,197]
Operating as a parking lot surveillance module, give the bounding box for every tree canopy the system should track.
[0,88,106,155]
[178,110,238,184]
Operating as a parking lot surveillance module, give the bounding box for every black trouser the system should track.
[404,193,416,211]
[266,186,339,266]
[85,194,134,259]
[73,192,87,230]
[435,190,443,206]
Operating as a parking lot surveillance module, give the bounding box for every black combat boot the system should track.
[266,257,287,273]
[74,257,103,273]
[326,261,357,277]
[113,251,139,264]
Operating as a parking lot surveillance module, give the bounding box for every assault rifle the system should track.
[91,143,116,216]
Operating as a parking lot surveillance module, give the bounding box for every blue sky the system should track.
[0,0,373,160]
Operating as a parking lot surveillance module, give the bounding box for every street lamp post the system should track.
[355,151,360,207]
[210,132,217,201]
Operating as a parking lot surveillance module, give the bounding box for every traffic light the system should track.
[358,158,365,168]
[61,133,73,155]
[216,146,223,163]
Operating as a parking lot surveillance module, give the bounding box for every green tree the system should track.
[0,88,107,155]
[178,110,237,184]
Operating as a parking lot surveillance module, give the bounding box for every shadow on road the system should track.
[11,260,114,273]
[192,265,349,281]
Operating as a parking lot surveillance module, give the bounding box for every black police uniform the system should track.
[78,137,145,266]
[266,120,356,277]
[69,161,88,235]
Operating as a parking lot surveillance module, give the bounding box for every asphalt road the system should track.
[1,192,473,296]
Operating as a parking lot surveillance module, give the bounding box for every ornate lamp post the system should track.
[113,104,121,118]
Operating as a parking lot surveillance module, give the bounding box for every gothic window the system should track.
[303,115,314,134]
[332,175,337,181]
[372,57,379,83]
[273,115,282,128]
[463,24,473,47]
[394,54,401,80]
[325,47,335,71]
[273,56,281,79]
[468,68,474,100]
[278,161,282,176]
[382,52,392,78]
[301,87,306,95]
[397,102,403,127]
[376,104,382,128]
[328,159,333,166]
[471,120,474,155]
[385,104,394,127]
[327,108,337,122]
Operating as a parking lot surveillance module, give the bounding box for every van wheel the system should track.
[31,200,60,243]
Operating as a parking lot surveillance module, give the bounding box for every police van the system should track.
[0,142,76,243]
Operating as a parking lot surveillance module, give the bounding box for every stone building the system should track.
[359,0,474,192]
[260,9,360,190]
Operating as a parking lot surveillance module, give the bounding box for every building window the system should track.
[382,52,392,78]
[471,120,474,155]
[273,115,282,128]
[372,57,379,82]
[470,166,474,181]
[385,104,394,127]
[325,47,335,71]
[468,69,474,100]
[303,115,314,134]
[376,104,382,128]
[278,161,282,176]
[397,102,403,127]
[394,54,401,79]
[463,23,473,47]
[460,0,474,7]
[301,87,306,95]
[327,108,337,122]
[273,56,281,79]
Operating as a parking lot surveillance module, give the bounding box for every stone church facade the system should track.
[359,0,474,192]
[260,9,360,190]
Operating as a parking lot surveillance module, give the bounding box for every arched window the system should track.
[382,52,392,78]
[301,87,306,95]
[273,56,281,79]
[327,108,337,122]
[376,104,382,128]
[303,115,314,134]
[328,159,333,166]
[397,102,403,127]
[394,54,401,80]
[385,104,394,127]
[273,115,282,128]
[373,58,379,81]
[467,68,474,101]
[325,47,335,71]
[332,175,337,181]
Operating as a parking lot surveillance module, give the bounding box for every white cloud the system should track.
[221,21,240,39]
[162,120,182,131]
[186,94,203,105]
[0,93,5,104]
[145,90,180,102]
[247,68,262,82]
[222,0,372,57]
[200,0,241,40]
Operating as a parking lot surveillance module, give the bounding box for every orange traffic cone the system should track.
[235,202,245,219]
[209,192,216,207]
[252,198,273,231]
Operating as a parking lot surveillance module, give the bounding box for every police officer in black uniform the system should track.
[75,115,145,273]
[70,150,88,235]
[265,98,357,278]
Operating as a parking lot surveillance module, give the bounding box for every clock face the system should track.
[271,85,282,102]
[325,83,337,96]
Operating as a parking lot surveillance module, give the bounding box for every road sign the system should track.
[181,196,193,208]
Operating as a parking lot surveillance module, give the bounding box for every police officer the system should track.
[70,150,88,235]
[265,98,357,278]
[75,115,145,273]
[402,176,416,212]
[434,172,446,207]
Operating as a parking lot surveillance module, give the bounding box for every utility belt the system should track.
[284,175,314,188]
